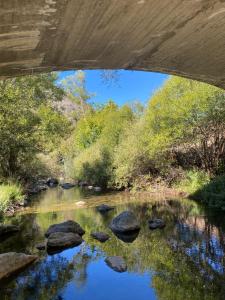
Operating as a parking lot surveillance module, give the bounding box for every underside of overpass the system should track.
[1,0,225,88]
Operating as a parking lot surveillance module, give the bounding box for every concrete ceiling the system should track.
[1,0,225,88]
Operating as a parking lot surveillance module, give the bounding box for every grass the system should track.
[0,183,24,213]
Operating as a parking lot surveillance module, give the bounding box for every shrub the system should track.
[0,183,23,213]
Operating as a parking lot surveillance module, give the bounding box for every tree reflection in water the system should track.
[1,190,225,300]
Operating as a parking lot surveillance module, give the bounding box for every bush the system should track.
[175,170,210,194]
[0,183,23,213]
[191,175,225,209]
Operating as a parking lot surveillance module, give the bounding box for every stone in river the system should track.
[109,211,140,233]
[96,204,114,213]
[36,243,46,250]
[0,252,38,281]
[113,230,139,243]
[91,231,110,242]
[60,183,75,189]
[148,218,166,229]
[105,256,127,273]
[47,232,82,253]
[45,220,85,237]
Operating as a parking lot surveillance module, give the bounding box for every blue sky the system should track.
[58,70,168,106]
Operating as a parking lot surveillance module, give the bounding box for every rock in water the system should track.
[0,252,38,281]
[36,243,46,250]
[91,232,110,242]
[45,220,85,237]
[0,224,19,238]
[60,183,75,189]
[148,219,166,229]
[96,204,114,213]
[109,211,140,233]
[113,230,139,243]
[46,178,58,187]
[47,232,82,252]
[105,256,127,273]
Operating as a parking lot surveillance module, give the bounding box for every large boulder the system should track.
[105,256,127,273]
[91,231,110,242]
[96,204,114,213]
[45,220,85,237]
[0,224,19,238]
[0,253,38,281]
[47,232,82,252]
[109,211,140,233]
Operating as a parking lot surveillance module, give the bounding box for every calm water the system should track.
[1,187,225,300]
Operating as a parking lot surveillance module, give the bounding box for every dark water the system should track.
[1,187,225,300]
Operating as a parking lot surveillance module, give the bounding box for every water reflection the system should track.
[1,188,225,299]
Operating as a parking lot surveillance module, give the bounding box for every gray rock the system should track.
[60,183,75,189]
[96,204,114,213]
[0,252,38,281]
[46,178,58,187]
[47,232,82,251]
[105,256,127,273]
[109,211,140,233]
[91,231,110,242]
[94,187,102,192]
[0,224,19,238]
[45,220,85,237]
[36,243,46,250]
[148,218,166,229]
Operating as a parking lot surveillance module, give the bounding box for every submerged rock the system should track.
[0,252,38,281]
[96,204,114,213]
[91,231,110,242]
[60,183,75,189]
[0,224,19,238]
[109,211,140,233]
[148,218,166,229]
[105,256,127,273]
[47,232,82,252]
[45,220,85,237]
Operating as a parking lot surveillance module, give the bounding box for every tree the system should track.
[0,73,65,178]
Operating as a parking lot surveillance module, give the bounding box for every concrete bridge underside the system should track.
[1,0,225,88]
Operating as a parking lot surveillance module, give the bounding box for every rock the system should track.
[94,187,102,192]
[87,185,93,190]
[91,231,110,242]
[78,181,88,187]
[47,232,82,252]
[109,211,140,233]
[148,218,166,229]
[36,243,46,250]
[0,224,19,238]
[113,230,139,243]
[96,204,114,213]
[105,256,127,273]
[46,178,58,187]
[45,220,85,237]
[60,183,75,189]
[27,184,47,195]
[75,201,86,207]
[0,252,38,281]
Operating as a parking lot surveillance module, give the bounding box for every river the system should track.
[1,187,225,300]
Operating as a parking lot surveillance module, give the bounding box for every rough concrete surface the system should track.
[0,0,225,88]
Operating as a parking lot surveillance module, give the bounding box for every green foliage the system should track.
[175,170,210,194]
[0,182,23,213]
[191,175,225,209]
[0,73,67,178]
[63,101,134,187]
